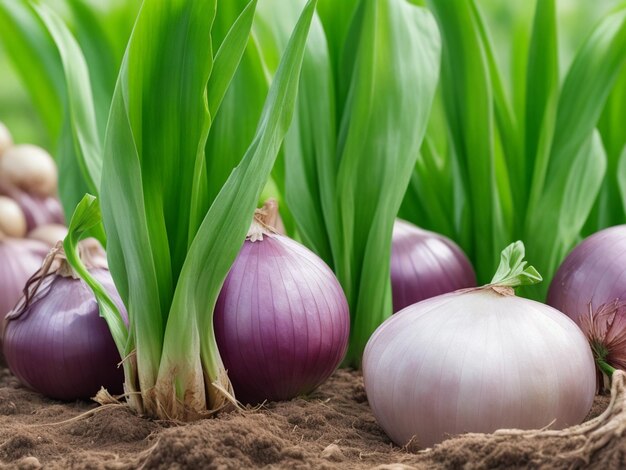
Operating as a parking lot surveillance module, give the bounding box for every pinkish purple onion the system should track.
[391,220,476,312]
[0,238,48,321]
[548,225,626,325]
[13,191,64,232]
[214,232,349,404]
[3,256,127,401]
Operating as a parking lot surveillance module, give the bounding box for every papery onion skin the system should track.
[548,225,626,325]
[363,289,596,448]
[3,269,128,400]
[13,191,65,232]
[0,238,48,329]
[214,234,350,404]
[391,220,476,312]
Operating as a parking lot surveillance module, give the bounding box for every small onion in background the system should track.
[0,144,58,198]
[214,201,350,404]
[0,237,48,344]
[3,244,127,400]
[363,242,595,448]
[28,224,68,248]
[0,122,12,156]
[4,185,65,232]
[0,195,27,238]
[391,220,476,312]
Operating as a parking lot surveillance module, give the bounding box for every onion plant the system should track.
[400,0,626,299]
[252,0,442,365]
[24,0,317,419]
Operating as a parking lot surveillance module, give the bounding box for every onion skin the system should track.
[363,288,596,448]
[214,234,350,404]
[27,224,69,248]
[0,238,48,317]
[13,191,65,232]
[391,220,476,312]
[548,225,626,325]
[0,196,27,238]
[3,269,127,401]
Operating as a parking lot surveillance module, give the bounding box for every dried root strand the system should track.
[495,370,626,464]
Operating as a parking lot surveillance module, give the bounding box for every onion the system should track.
[548,226,626,385]
[214,202,350,404]
[391,219,476,312]
[0,195,27,238]
[28,224,68,248]
[0,122,12,156]
[548,225,626,325]
[0,144,58,197]
[363,242,595,448]
[0,237,48,344]
[3,245,127,400]
[0,178,64,231]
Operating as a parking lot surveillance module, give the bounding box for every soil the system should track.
[0,365,618,470]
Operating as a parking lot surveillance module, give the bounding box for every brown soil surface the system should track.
[0,366,617,469]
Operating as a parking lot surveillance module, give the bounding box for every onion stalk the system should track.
[363,241,595,448]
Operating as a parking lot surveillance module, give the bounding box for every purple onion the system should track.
[547,225,626,325]
[3,264,127,401]
[13,191,65,232]
[391,219,476,312]
[0,238,48,332]
[214,233,350,404]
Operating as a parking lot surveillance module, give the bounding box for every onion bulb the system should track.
[391,220,476,312]
[0,144,58,197]
[28,224,68,248]
[3,244,127,400]
[0,196,27,238]
[0,122,12,156]
[363,242,595,448]
[548,226,626,385]
[214,201,350,404]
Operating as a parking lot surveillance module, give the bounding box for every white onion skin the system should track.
[391,220,476,312]
[0,196,27,238]
[363,289,596,448]
[548,225,626,324]
[214,234,350,404]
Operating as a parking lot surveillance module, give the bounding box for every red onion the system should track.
[0,237,48,332]
[214,205,350,404]
[391,220,476,312]
[0,179,64,231]
[548,225,626,325]
[363,242,595,448]
[3,246,128,400]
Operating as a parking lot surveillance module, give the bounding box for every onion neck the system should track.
[485,241,542,295]
[246,199,281,242]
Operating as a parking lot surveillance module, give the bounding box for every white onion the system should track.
[0,196,27,238]
[0,122,12,156]
[0,144,58,197]
[363,242,596,448]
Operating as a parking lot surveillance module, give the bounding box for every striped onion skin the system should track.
[548,225,626,325]
[0,239,48,339]
[3,269,127,400]
[391,220,476,312]
[363,288,595,448]
[214,234,349,404]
